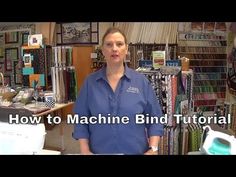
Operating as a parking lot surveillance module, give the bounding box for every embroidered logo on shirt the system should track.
[126,86,139,94]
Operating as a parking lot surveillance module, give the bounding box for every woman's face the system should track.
[102,32,128,65]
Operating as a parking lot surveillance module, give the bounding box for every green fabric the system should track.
[174,94,187,114]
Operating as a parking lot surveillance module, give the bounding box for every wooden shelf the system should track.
[22,46,43,50]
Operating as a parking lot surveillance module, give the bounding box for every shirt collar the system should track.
[95,63,131,81]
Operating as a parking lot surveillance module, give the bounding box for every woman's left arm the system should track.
[144,136,160,155]
[144,80,164,155]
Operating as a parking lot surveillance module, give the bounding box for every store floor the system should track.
[44,120,80,155]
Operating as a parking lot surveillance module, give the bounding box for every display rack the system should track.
[138,66,194,154]
[128,43,177,69]
[178,32,227,112]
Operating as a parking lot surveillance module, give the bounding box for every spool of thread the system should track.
[181,57,190,71]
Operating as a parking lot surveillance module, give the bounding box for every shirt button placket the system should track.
[113,98,118,115]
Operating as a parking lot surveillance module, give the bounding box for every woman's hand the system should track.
[144,149,158,155]
[80,151,94,155]
[79,139,93,155]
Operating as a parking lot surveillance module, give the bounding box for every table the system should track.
[35,149,61,155]
[33,102,74,152]
[34,102,74,117]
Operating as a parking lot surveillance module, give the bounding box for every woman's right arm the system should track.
[79,139,93,155]
[72,79,93,154]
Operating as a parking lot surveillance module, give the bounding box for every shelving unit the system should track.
[178,32,227,112]
[128,43,177,69]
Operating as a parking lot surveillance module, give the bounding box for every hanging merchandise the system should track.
[59,66,66,103]
[67,66,77,102]
[51,67,56,101]
[138,65,194,154]
[51,66,65,103]
[51,46,77,103]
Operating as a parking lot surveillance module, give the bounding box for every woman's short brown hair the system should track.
[102,27,127,45]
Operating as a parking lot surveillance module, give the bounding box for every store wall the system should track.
[35,22,56,46]
[0,24,36,87]
[98,22,113,45]
[35,22,113,47]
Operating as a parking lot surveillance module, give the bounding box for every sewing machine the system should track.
[0,121,46,154]
[200,125,236,155]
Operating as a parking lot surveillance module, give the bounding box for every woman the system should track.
[72,27,163,155]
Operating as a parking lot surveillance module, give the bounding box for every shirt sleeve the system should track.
[72,78,90,140]
[144,81,164,137]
